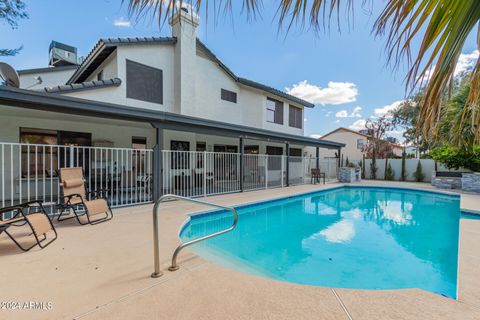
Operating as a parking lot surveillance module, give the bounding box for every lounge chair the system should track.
[0,201,57,251]
[57,167,113,225]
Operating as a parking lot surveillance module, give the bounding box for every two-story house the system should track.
[0,7,343,206]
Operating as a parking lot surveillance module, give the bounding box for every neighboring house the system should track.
[0,7,343,205]
[309,127,403,161]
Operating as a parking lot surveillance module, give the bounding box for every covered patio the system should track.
[0,86,343,210]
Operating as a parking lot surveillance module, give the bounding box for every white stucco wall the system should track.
[310,130,366,161]
[19,68,77,90]
[0,105,156,148]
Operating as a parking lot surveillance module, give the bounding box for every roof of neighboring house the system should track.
[40,78,121,93]
[17,65,79,75]
[322,127,371,139]
[321,127,403,148]
[66,36,315,108]
[0,86,343,149]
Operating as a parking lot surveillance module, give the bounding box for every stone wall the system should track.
[431,171,462,189]
[461,173,480,193]
[338,167,361,183]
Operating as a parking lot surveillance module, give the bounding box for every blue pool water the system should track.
[180,187,461,298]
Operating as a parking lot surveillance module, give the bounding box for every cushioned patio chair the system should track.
[0,201,57,251]
[57,167,113,225]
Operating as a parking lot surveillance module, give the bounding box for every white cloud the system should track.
[319,220,355,243]
[349,119,367,131]
[455,50,479,76]
[421,50,479,83]
[309,134,323,139]
[373,100,404,117]
[304,118,308,122]
[286,80,358,106]
[335,106,362,119]
[325,111,332,117]
[335,120,340,123]
[113,17,131,27]
[351,106,362,117]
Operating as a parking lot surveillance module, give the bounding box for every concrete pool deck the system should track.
[1,181,480,320]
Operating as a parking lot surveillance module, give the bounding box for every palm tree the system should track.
[126,0,480,141]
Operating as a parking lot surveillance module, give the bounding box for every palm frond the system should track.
[374,0,480,142]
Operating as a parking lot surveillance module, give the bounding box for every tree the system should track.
[429,145,480,172]
[0,0,28,56]
[413,161,425,182]
[437,80,478,149]
[363,116,395,159]
[401,151,407,181]
[127,1,480,140]
[385,163,395,181]
[370,148,377,180]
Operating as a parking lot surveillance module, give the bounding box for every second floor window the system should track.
[266,98,284,124]
[289,105,302,129]
[221,89,237,103]
[126,59,163,104]
[357,139,365,150]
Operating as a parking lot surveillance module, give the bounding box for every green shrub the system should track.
[370,149,378,179]
[401,151,407,181]
[413,161,425,182]
[429,145,480,172]
[385,163,395,180]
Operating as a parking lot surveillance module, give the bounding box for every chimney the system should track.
[169,5,199,115]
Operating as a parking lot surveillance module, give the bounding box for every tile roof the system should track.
[67,36,315,108]
[40,78,121,93]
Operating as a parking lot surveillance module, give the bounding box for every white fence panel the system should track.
[361,158,462,182]
[0,142,153,211]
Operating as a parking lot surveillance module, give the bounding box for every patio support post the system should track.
[153,128,164,201]
[286,143,290,187]
[316,147,320,169]
[239,137,244,192]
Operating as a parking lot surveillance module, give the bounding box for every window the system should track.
[244,145,259,154]
[289,105,303,129]
[126,59,163,104]
[196,142,206,167]
[97,70,104,81]
[221,89,237,103]
[132,137,147,172]
[20,128,91,177]
[266,146,283,170]
[214,145,238,153]
[357,139,365,150]
[170,141,190,169]
[289,148,302,156]
[266,98,283,124]
[132,137,147,149]
[289,148,303,163]
[196,142,206,152]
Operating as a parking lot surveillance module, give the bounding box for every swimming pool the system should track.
[180,187,461,298]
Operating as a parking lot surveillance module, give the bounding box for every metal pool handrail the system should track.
[151,194,238,278]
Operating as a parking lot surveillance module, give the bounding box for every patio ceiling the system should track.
[0,86,343,149]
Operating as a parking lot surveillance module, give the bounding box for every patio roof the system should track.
[0,86,343,149]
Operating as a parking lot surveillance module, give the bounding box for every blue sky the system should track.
[1,1,478,141]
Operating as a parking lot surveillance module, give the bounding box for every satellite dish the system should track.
[0,62,20,88]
